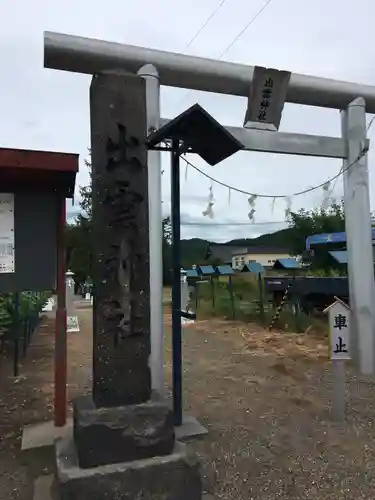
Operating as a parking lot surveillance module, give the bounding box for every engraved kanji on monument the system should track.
[91,72,151,408]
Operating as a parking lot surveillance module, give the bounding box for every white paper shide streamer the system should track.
[248,195,257,223]
[271,197,276,214]
[284,196,292,220]
[202,184,215,219]
[322,181,331,209]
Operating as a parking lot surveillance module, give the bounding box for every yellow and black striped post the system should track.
[269,283,292,331]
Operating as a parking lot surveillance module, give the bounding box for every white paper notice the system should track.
[0,193,15,273]
[67,316,80,333]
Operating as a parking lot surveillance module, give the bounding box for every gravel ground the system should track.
[1,307,375,499]
[0,316,56,500]
[171,318,375,499]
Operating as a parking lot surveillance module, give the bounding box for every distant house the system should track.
[205,243,248,266]
[231,246,295,270]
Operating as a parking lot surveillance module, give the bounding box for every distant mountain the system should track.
[180,228,294,267]
[180,238,209,268]
[227,228,294,248]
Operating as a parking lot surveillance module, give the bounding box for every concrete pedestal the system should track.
[50,394,203,499]
[55,435,202,500]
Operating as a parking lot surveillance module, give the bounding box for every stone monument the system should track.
[54,72,202,499]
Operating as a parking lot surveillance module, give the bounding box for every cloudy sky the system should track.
[1,0,375,242]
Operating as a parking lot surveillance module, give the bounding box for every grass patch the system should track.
[192,276,327,334]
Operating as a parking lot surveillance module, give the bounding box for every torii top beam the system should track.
[44,31,375,114]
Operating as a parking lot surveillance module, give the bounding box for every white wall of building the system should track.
[232,252,294,269]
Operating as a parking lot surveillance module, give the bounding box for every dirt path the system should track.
[1,307,375,499]
[0,307,92,500]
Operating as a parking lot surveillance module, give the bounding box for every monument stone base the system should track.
[73,395,175,468]
[55,434,202,500]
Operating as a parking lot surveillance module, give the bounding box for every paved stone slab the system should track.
[55,435,202,500]
[73,395,175,468]
[74,300,92,310]
[175,415,208,441]
[22,420,72,451]
[33,475,55,500]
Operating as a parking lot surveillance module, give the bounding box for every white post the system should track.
[181,270,188,313]
[332,360,345,421]
[137,64,164,394]
[325,298,350,421]
[341,97,375,375]
[341,110,358,366]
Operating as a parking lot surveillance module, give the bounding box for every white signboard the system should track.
[0,193,15,274]
[244,66,291,131]
[67,315,80,333]
[324,299,351,361]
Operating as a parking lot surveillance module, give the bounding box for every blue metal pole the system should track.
[170,140,182,426]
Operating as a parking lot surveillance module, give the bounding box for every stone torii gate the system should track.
[44,30,375,381]
[44,30,375,500]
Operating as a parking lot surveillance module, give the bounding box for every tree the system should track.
[287,201,346,270]
[163,216,172,245]
[66,155,173,285]
[65,223,91,283]
[65,158,93,284]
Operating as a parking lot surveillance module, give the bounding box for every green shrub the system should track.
[0,291,51,339]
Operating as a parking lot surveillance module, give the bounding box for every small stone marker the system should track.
[323,296,351,421]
